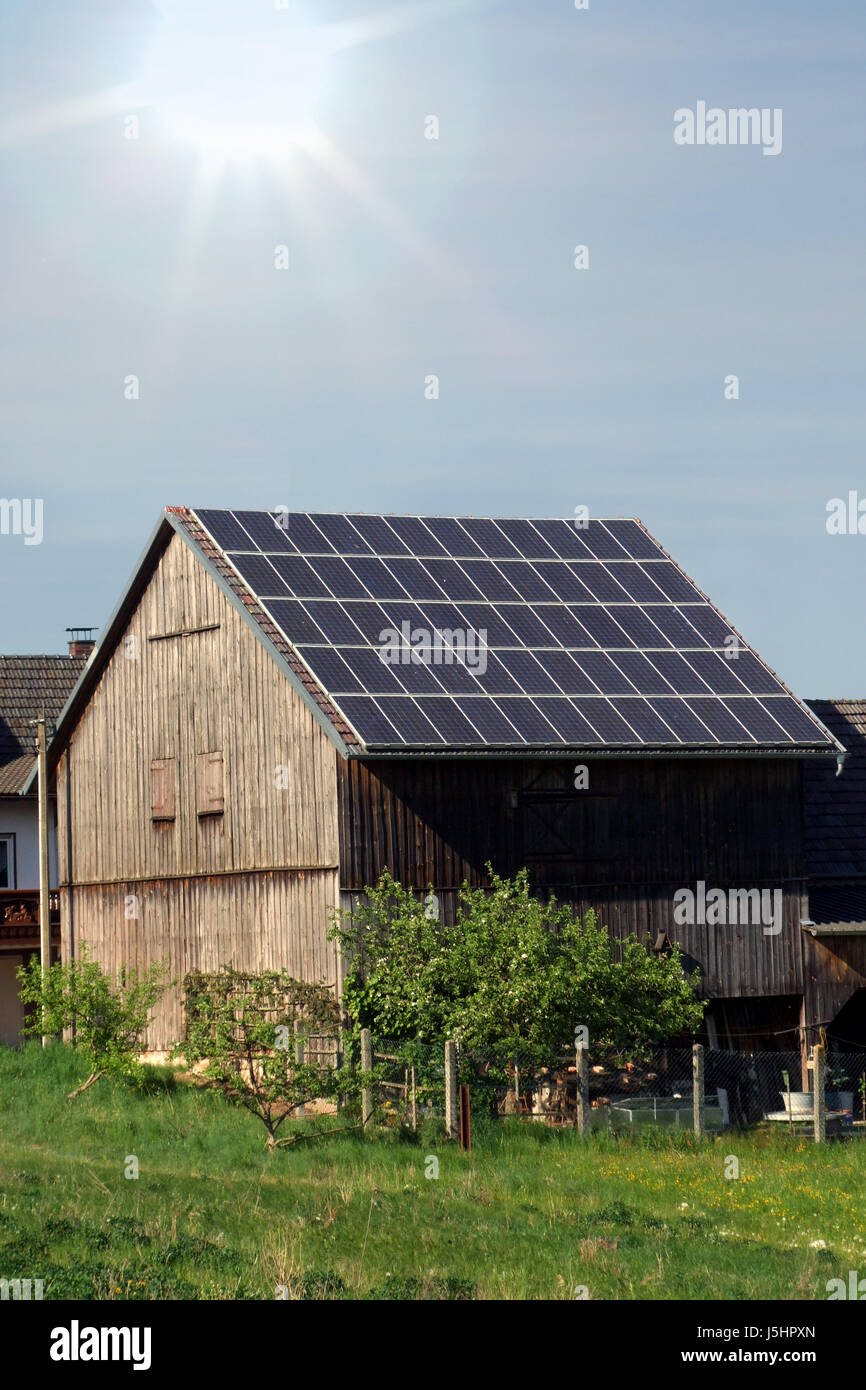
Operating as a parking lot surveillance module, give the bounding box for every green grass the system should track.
[1,1042,864,1300]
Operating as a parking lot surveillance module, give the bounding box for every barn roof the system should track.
[179,508,838,757]
[0,655,88,794]
[35,508,843,773]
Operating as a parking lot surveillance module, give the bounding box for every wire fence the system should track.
[351,1038,866,1134]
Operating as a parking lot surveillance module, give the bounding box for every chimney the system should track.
[66,627,96,659]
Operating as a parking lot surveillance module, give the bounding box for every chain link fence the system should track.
[293,1032,866,1135]
[359,1039,866,1134]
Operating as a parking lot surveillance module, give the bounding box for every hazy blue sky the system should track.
[1,0,864,697]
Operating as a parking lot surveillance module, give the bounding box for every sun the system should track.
[141,14,332,163]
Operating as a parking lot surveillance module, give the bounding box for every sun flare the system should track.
[141,17,332,163]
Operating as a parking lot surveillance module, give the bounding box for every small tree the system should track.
[179,968,356,1150]
[330,867,705,1063]
[17,947,170,1098]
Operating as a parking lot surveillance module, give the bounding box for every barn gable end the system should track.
[56,528,340,1048]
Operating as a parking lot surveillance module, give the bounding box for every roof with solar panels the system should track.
[39,506,844,773]
[175,507,839,757]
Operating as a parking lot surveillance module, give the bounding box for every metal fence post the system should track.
[813,1043,826,1144]
[444,1039,458,1138]
[692,1043,705,1139]
[576,1042,589,1135]
[294,1019,305,1120]
[361,1027,373,1128]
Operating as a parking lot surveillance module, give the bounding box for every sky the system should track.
[1,0,864,698]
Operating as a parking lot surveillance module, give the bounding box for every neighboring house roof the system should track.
[36,508,842,774]
[0,655,88,794]
[804,701,866,902]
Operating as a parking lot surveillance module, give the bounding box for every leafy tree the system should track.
[178,968,360,1150]
[330,867,704,1062]
[17,947,170,1098]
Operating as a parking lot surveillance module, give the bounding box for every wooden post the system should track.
[692,1043,705,1139]
[360,1027,373,1128]
[36,715,51,1047]
[575,1042,589,1135]
[294,1020,305,1120]
[444,1039,458,1139]
[410,1065,417,1132]
[813,1043,826,1144]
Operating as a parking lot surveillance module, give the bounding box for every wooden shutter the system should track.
[197,751,224,816]
[151,758,176,822]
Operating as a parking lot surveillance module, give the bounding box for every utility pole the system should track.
[36,714,51,1046]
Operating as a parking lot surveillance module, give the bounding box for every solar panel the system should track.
[232,510,297,552]
[385,516,450,556]
[532,562,595,603]
[602,519,662,560]
[536,607,596,647]
[497,561,558,603]
[305,556,370,599]
[572,523,630,560]
[197,509,259,551]
[650,698,718,742]
[421,517,485,557]
[576,564,631,603]
[687,650,749,693]
[345,515,414,556]
[455,698,524,742]
[611,699,679,744]
[457,518,522,559]
[613,651,675,694]
[268,556,331,598]
[229,553,291,597]
[308,514,374,555]
[685,698,753,743]
[529,518,596,558]
[494,518,559,559]
[386,557,447,600]
[191,510,837,753]
[495,650,562,695]
[723,698,792,743]
[261,601,328,645]
[294,647,362,694]
[647,562,703,603]
[346,557,410,600]
[648,651,713,695]
[495,698,559,741]
[301,600,366,644]
[422,558,484,602]
[538,650,600,695]
[459,560,523,602]
[283,514,337,553]
[376,696,445,745]
[575,651,635,694]
[612,563,669,603]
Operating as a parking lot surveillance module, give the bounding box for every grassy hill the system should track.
[0,1043,862,1300]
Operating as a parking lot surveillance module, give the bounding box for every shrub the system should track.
[16,947,170,1098]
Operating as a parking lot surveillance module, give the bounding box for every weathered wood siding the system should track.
[57,532,340,1048]
[338,756,808,1001]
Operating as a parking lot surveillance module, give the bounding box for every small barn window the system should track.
[150,759,176,822]
[197,751,224,817]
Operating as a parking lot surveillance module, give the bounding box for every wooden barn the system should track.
[38,508,849,1054]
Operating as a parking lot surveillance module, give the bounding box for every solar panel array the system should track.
[192,510,836,752]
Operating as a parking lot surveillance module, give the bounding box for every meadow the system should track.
[0,1043,863,1301]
